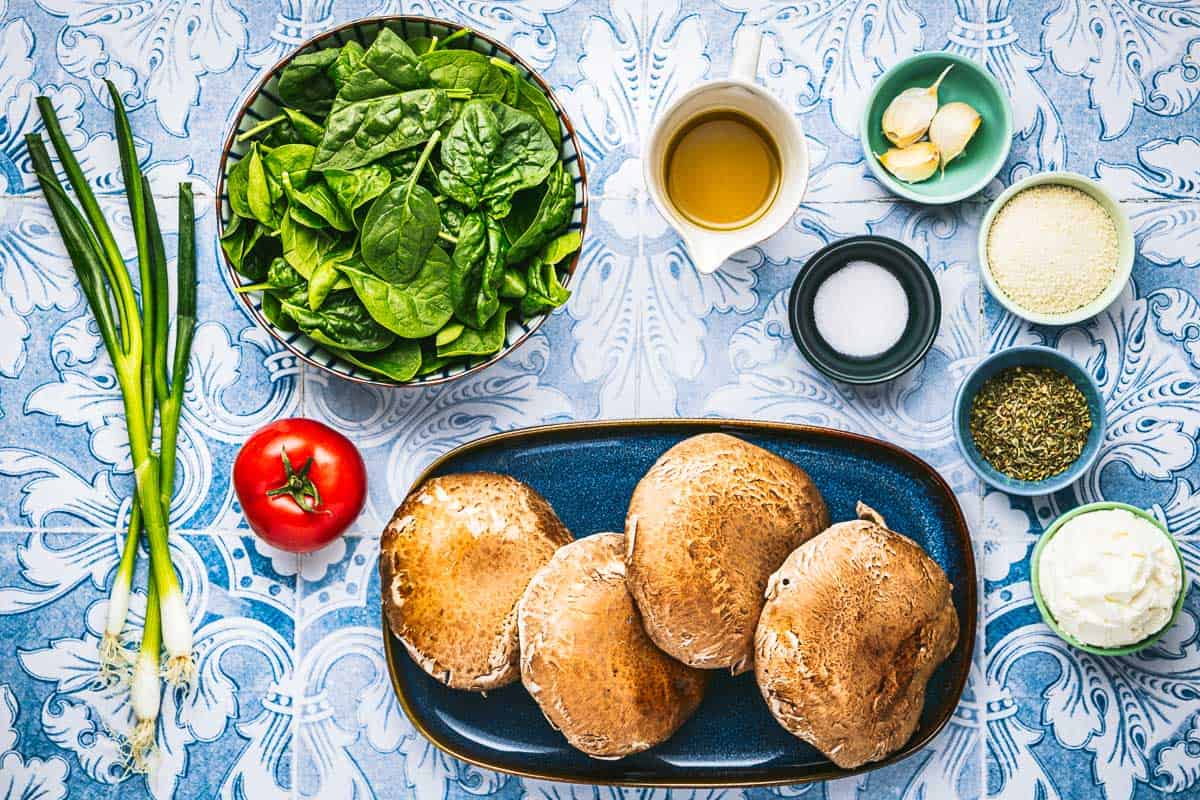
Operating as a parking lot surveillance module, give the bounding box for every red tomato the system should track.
[234,418,367,553]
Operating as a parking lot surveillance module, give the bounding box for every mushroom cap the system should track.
[754,502,959,769]
[380,472,572,691]
[624,433,830,673]
[518,533,707,758]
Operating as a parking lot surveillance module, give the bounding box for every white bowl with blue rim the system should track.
[216,15,588,387]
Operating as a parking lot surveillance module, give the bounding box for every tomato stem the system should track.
[266,446,323,512]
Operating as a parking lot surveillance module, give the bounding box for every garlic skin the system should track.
[876,143,940,184]
[929,101,981,172]
[880,65,954,148]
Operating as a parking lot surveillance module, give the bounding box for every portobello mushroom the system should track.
[518,533,707,758]
[755,503,959,768]
[380,472,572,690]
[624,433,829,673]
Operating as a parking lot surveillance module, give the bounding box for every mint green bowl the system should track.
[1031,501,1188,656]
[861,51,1013,204]
[979,171,1134,326]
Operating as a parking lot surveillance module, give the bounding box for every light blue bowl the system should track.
[954,346,1105,495]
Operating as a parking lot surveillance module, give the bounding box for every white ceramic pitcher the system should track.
[643,28,809,274]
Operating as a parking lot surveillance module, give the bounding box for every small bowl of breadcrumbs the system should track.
[979,172,1134,326]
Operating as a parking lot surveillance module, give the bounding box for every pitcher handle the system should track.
[730,27,762,83]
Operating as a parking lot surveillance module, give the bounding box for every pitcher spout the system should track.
[682,236,738,275]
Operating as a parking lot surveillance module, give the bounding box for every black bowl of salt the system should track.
[788,235,940,385]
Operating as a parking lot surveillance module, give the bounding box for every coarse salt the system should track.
[986,184,1118,315]
[813,260,909,359]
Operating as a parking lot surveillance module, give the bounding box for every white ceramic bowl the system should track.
[978,172,1134,326]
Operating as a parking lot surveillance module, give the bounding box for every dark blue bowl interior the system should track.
[384,421,976,786]
[954,347,1106,495]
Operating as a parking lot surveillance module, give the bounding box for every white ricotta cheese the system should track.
[1039,508,1181,648]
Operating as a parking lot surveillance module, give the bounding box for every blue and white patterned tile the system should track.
[0,197,300,531]
[302,329,579,533]
[293,534,525,800]
[0,529,297,799]
[984,535,1200,800]
[2,0,1200,796]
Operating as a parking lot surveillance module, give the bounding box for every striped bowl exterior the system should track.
[215,16,588,386]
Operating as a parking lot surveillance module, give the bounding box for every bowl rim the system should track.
[1029,500,1189,656]
[787,234,941,385]
[214,14,589,387]
[859,50,1014,205]
[977,170,1134,326]
[952,345,1106,496]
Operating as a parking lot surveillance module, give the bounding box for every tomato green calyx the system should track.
[266,447,323,513]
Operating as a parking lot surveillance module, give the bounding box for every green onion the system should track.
[128,573,161,773]
[27,82,199,768]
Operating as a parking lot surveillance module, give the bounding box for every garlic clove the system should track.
[928,101,981,173]
[876,143,940,184]
[880,65,954,148]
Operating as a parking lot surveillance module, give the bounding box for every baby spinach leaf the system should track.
[449,210,487,326]
[281,289,397,352]
[261,293,298,332]
[288,201,328,229]
[282,171,353,231]
[323,165,393,221]
[515,79,560,139]
[505,161,573,264]
[361,134,441,282]
[329,40,365,89]
[436,100,498,208]
[520,256,571,316]
[484,104,558,204]
[540,230,582,265]
[265,256,306,294]
[437,305,508,357]
[500,268,527,299]
[246,145,277,227]
[340,247,455,339]
[263,143,315,186]
[278,48,340,116]
[421,50,507,96]
[406,36,435,55]
[329,338,422,382]
[307,258,342,310]
[333,29,429,107]
[280,213,353,278]
[417,353,454,376]
[435,322,465,347]
[220,215,263,275]
[226,151,253,218]
[440,198,468,236]
[437,100,557,212]
[283,108,324,146]
[314,88,454,170]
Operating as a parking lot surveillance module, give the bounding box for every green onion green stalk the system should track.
[27,81,197,767]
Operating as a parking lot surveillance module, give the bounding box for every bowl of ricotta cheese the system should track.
[1032,502,1187,656]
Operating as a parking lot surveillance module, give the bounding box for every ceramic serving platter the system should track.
[382,419,977,787]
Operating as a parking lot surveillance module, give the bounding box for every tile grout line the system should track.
[2,191,1199,206]
[974,224,989,800]
[291,364,306,800]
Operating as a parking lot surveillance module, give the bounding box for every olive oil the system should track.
[663,110,781,230]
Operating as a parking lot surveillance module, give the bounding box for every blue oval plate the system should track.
[382,419,977,787]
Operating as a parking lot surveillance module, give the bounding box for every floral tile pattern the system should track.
[1,0,1199,797]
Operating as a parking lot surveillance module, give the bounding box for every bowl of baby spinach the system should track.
[217,16,587,385]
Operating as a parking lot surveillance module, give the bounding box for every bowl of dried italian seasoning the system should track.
[979,172,1133,326]
[954,346,1105,495]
